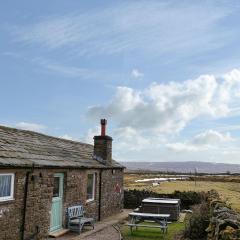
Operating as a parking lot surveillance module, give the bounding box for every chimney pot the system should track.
[100,119,107,136]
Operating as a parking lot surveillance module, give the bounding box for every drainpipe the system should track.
[20,170,30,240]
[98,169,103,221]
[21,164,36,240]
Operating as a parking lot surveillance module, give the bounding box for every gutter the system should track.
[0,164,124,170]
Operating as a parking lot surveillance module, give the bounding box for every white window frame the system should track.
[0,173,15,202]
[86,173,95,203]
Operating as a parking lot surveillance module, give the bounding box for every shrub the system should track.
[124,189,204,209]
[183,202,210,240]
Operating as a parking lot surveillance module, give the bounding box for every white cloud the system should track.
[216,124,240,132]
[87,86,142,120]
[82,126,101,144]
[166,130,233,152]
[114,127,151,151]
[59,134,75,141]
[88,68,240,135]
[82,125,161,151]
[9,1,233,57]
[166,142,199,152]
[191,130,233,146]
[86,67,240,163]
[15,122,46,132]
[131,69,144,79]
[31,57,119,81]
[37,60,102,79]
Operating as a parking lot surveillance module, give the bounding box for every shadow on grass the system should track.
[121,222,185,240]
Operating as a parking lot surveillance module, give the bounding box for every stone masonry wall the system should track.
[94,136,112,163]
[0,169,25,240]
[100,169,124,219]
[63,168,124,222]
[63,169,100,223]
[24,169,54,240]
[0,167,123,240]
[0,169,53,240]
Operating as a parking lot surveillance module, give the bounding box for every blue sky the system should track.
[1,0,240,163]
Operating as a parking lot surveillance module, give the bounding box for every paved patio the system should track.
[80,225,120,240]
[51,209,131,240]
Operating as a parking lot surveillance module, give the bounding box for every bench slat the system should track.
[128,224,167,228]
[129,212,170,218]
[127,224,167,228]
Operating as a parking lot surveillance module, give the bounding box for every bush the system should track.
[174,191,204,209]
[183,202,210,240]
[124,189,204,209]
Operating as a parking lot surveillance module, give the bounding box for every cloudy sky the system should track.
[1,0,240,163]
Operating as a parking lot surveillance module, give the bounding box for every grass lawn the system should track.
[121,221,185,240]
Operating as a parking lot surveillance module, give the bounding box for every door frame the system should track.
[49,173,64,233]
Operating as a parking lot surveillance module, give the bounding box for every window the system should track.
[53,176,60,198]
[87,173,95,202]
[0,173,14,201]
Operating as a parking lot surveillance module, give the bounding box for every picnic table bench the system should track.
[128,212,170,234]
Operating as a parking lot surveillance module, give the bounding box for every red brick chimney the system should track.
[93,119,112,165]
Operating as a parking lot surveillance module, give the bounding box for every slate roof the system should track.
[0,125,124,169]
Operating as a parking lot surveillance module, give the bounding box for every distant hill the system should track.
[120,161,240,174]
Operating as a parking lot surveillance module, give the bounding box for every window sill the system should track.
[86,199,95,204]
[0,198,15,204]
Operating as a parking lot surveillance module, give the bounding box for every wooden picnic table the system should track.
[128,212,170,234]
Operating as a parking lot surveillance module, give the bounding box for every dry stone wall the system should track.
[206,190,240,240]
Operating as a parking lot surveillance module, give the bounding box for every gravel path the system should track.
[81,226,120,240]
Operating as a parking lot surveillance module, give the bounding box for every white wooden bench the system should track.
[128,212,170,234]
[67,205,94,234]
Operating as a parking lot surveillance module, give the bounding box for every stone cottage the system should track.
[0,119,124,240]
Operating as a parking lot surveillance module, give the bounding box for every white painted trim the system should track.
[86,173,95,202]
[0,173,15,202]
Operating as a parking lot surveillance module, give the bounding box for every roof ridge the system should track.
[0,124,93,147]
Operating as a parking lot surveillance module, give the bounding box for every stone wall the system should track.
[63,169,100,223]
[0,169,53,240]
[94,135,112,164]
[63,168,124,222]
[100,169,124,219]
[24,169,53,240]
[0,167,123,240]
[0,169,25,240]
[206,190,240,240]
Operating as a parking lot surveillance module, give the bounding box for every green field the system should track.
[123,173,240,239]
[124,174,240,212]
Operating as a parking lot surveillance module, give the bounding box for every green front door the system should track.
[50,173,64,232]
